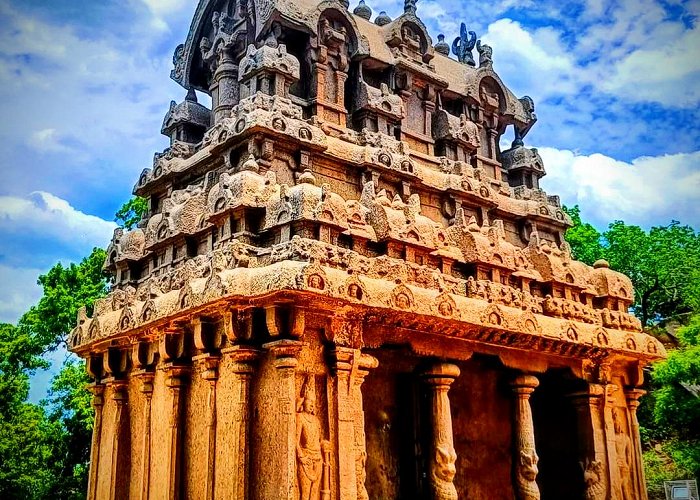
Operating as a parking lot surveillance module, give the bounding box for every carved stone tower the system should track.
[71,1,664,499]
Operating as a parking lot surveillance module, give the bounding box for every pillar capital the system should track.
[624,387,646,410]
[422,362,461,392]
[511,373,539,395]
[222,345,261,373]
[192,353,221,381]
[264,339,304,370]
[87,382,106,406]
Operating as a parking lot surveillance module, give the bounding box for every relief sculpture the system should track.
[296,376,330,500]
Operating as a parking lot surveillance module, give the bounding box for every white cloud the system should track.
[482,19,577,101]
[0,264,43,324]
[539,147,700,228]
[600,26,700,106]
[0,1,183,205]
[0,191,116,323]
[0,191,116,250]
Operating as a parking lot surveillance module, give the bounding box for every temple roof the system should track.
[172,0,536,130]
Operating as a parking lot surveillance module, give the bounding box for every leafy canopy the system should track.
[564,206,700,326]
[114,196,148,230]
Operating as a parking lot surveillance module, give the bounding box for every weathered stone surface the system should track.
[72,1,663,498]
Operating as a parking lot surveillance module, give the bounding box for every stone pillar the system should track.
[193,354,221,500]
[625,388,648,500]
[107,379,128,500]
[134,371,155,500]
[263,339,304,500]
[221,345,260,499]
[163,364,190,500]
[602,385,623,500]
[422,362,461,500]
[331,348,378,500]
[570,383,608,500]
[511,374,540,500]
[212,46,239,124]
[87,383,105,500]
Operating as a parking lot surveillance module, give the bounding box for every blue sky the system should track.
[0,0,698,398]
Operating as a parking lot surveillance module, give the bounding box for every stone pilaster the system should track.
[163,364,190,500]
[192,354,221,500]
[107,379,129,500]
[212,46,239,124]
[221,345,260,499]
[569,383,608,500]
[422,363,461,500]
[331,348,378,500]
[133,371,155,500]
[625,388,648,500]
[511,374,540,500]
[263,339,304,500]
[602,384,623,500]
[87,383,105,500]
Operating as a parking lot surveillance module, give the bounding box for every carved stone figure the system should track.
[297,377,325,500]
[452,23,477,66]
[476,40,493,68]
[613,409,634,499]
[581,459,606,500]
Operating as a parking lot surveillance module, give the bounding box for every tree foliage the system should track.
[564,206,700,326]
[114,196,148,230]
[0,249,108,498]
[562,205,604,266]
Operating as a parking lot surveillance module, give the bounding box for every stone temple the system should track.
[69,1,666,499]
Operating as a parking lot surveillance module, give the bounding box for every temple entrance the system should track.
[531,369,586,499]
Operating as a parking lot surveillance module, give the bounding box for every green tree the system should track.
[562,205,605,265]
[114,196,148,230]
[17,248,108,352]
[563,209,700,326]
[604,221,700,326]
[643,315,700,492]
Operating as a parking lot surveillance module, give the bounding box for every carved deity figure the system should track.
[297,378,324,500]
[431,445,458,500]
[613,409,634,499]
[516,448,540,500]
[581,459,606,500]
[476,40,492,68]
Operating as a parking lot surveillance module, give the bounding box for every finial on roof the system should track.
[404,0,417,15]
[354,0,372,20]
[185,88,198,102]
[435,34,450,56]
[452,23,477,66]
[338,0,350,9]
[375,10,391,26]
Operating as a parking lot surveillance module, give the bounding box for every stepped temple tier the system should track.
[69,0,665,498]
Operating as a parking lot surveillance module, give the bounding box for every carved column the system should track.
[163,364,189,500]
[102,348,128,500]
[212,46,239,124]
[264,339,304,500]
[87,383,105,500]
[193,354,220,500]
[132,340,156,500]
[569,383,608,500]
[602,384,622,500]
[134,371,154,500]
[107,380,128,500]
[221,345,260,499]
[422,362,460,500]
[160,329,189,500]
[625,388,648,500]
[511,374,540,500]
[331,348,378,500]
